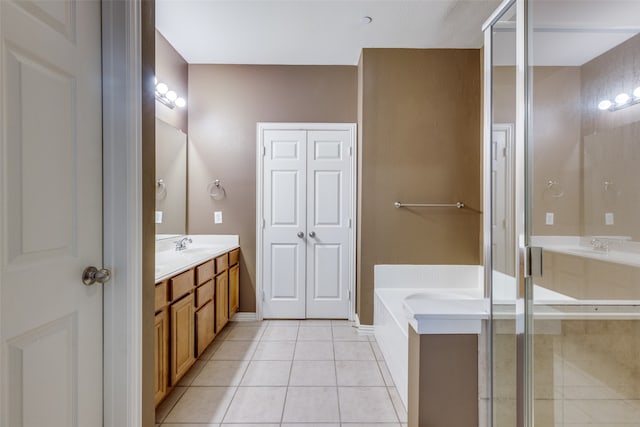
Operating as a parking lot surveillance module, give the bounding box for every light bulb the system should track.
[615,92,630,106]
[634,87,640,98]
[156,82,168,95]
[175,97,186,108]
[166,90,177,101]
[598,100,612,111]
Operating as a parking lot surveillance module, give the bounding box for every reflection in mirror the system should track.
[527,2,640,426]
[491,4,516,279]
[156,118,187,238]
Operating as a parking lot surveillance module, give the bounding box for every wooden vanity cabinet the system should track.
[194,260,216,357]
[229,255,240,316]
[170,293,195,385]
[153,308,168,406]
[215,269,229,332]
[154,281,169,404]
[154,247,240,407]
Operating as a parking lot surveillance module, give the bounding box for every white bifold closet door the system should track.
[262,127,352,319]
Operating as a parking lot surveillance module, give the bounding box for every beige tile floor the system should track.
[156,319,408,427]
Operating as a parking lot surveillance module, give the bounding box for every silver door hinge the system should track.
[263,145,266,156]
[525,246,543,278]
[348,290,351,301]
[262,290,266,301]
[348,219,352,228]
[262,218,266,229]
[349,146,352,156]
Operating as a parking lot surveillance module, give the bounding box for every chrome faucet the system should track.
[175,237,193,251]
[590,237,610,252]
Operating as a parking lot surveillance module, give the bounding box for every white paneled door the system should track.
[0,1,103,426]
[260,125,354,319]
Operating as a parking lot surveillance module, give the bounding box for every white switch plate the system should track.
[605,212,614,225]
[214,211,223,224]
[545,212,554,225]
[155,211,163,224]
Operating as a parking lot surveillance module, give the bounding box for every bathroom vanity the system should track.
[153,235,240,406]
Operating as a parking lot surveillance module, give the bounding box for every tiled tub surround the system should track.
[155,234,239,282]
[155,319,408,426]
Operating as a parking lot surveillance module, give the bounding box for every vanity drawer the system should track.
[229,248,240,266]
[215,253,228,273]
[196,260,215,286]
[155,281,168,312]
[196,280,214,308]
[170,269,194,301]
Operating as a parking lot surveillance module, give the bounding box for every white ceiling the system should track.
[156,0,501,65]
[156,0,640,66]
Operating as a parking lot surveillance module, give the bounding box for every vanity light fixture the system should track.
[155,80,186,109]
[598,87,640,112]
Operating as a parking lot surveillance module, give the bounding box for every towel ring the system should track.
[156,179,167,200]
[207,179,226,200]
[546,180,564,198]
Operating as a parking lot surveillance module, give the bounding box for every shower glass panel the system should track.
[527,1,640,425]
[488,2,519,426]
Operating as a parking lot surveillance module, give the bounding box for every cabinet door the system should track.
[170,294,195,385]
[154,310,168,406]
[229,264,240,316]
[215,271,229,332]
[195,300,215,357]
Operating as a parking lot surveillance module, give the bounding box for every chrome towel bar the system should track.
[394,201,465,209]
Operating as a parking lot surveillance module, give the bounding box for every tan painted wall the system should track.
[187,65,357,312]
[142,1,155,425]
[581,34,640,240]
[358,49,482,325]
[493,66,583,237]
[531,67,583,236]
[155,31,188,133]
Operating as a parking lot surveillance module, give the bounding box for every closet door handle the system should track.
[297,231,304,238]
[308,231,316,238]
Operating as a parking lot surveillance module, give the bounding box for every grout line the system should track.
[155,386,184,424]
[279,333,298,425]
[332,324,343,425]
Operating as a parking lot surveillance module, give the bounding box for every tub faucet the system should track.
[590,237,610,252]
[175,237,192,251]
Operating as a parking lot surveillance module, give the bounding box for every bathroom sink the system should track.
[180,247,216,257]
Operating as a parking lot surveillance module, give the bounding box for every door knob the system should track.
[309,231,316,238]
[297,231,304,238]
[82,266,112,286]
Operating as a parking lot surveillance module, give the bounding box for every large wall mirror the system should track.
[156,118,187,238]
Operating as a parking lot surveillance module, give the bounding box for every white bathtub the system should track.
[373,265,484,409]
[373,265,578,410]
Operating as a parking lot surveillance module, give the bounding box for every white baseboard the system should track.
[230,312,257,322]
[353,314,375,335]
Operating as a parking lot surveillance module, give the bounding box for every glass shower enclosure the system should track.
[484,1,640,426]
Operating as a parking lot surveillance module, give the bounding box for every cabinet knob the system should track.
[309,231,316,238]
[297,231,304,238]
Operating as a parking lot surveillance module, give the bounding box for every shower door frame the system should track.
[483,0,531,426]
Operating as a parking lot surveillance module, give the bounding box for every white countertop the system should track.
[155,235,239,283]
[544,245,640,268]
[530,235,640,268]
